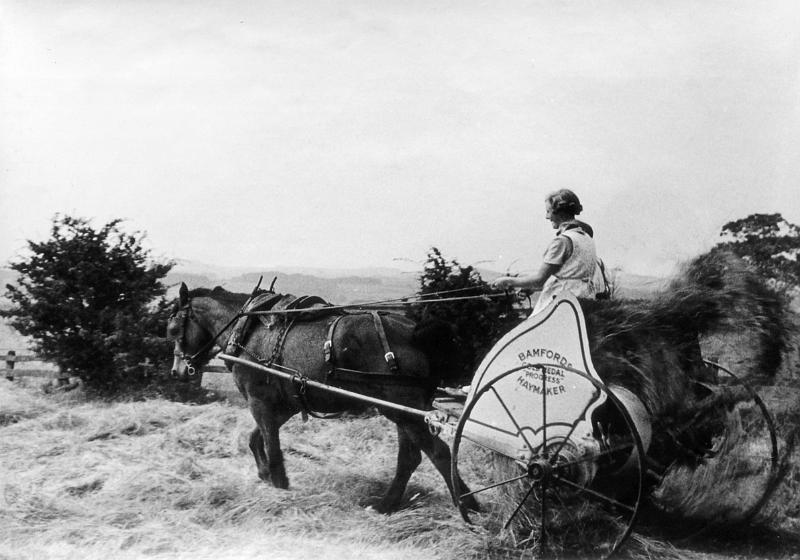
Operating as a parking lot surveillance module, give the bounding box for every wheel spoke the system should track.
[453,364,646,558]
[551,473,637,513]
[652,360,780,536]
[489,386,538,457]
[540,467,548,552]
[459,472,530,500]
[541,366,548,458]
[502,483,537,530]
[551,485,580,526]
[552,441,635,472]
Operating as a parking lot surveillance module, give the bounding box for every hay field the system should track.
[2,375,799,560]
[0,379,496,560]
[2,298,799,560]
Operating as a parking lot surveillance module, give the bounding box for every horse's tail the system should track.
[656,249,788,378]
[410,318,466,386]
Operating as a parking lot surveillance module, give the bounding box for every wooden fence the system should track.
[139,357,241,401]
[2,350,69,384]
[137,357,229,378]
[2,350,239,399]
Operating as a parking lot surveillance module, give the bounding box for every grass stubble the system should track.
[0,360,798,560]
[0,379,491,560]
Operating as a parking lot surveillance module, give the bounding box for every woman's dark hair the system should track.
[546,189,583,216]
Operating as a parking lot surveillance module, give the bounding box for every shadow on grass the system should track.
[681,525,800,559]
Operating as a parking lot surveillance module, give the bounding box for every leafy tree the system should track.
[1,215,174,393]
[406,248,517,383]
[714,213,800,290]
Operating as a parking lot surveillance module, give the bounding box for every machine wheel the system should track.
[451,364,646,559]
[650,360,779,528]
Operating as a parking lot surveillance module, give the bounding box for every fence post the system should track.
[5,350,15,381]
[139,358,154,378]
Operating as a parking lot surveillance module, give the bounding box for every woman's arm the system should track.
[492,262,560,291]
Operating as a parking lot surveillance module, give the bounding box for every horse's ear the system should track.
[179,282,189,306]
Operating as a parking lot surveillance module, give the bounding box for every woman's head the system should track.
[545,189,583,228]
[545,189,583,216]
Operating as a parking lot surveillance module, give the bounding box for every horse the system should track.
[166,282,478,513]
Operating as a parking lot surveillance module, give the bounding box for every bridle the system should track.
[171,301,208,376]
[171,297,253,376]
[174,276,277,377]
[172,299,234,376]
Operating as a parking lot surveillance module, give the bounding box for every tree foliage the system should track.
[713,213,800,290]
[406,248,517,382]
[1,215,174,393]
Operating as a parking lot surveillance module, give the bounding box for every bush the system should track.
[713,213,800,293]
[1,215,174,394]
[406,248,517,383]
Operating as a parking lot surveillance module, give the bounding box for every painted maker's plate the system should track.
[463,291,605,460]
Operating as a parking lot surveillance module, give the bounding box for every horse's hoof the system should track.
[458,492,480,512]
[461,497,481,513]
[271,475,289,489]
[372,500,397,514]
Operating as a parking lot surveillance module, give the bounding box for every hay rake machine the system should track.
[220,291,779,559]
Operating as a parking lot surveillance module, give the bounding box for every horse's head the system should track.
[166,282,216,379]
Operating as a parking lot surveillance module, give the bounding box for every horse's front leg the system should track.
[248,428,270,482]
[375,424,422,513]
[261,413,290,489]
[248,400,292,489]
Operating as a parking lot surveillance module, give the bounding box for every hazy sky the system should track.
[2,0,799,277]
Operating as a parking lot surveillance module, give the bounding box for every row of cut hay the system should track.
[578,250,799,535]
[653,255,800,538]
[0,377,57,426]
[0,379,496,560]
[760,394,800,536]
[647,348,800,538]
[757,305,800,538]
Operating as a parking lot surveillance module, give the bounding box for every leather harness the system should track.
[224,293,423,418]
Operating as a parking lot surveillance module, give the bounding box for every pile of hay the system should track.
[579,251,789,468]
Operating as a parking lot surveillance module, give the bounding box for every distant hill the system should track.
[0,261,666,350]
[180,270,419,305]
[608,270,669,300]
[1,259,667,313]
[166,260,666,304]
[166,260,421,304]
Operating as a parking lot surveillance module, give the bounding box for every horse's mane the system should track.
[188,286,273,305]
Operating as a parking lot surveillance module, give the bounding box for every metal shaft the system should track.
[217,353,431,419]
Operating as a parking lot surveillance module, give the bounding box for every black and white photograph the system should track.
[1,1,799,559]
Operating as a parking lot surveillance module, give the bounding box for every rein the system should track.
[245,290,514,317]
[175,287,518,376]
